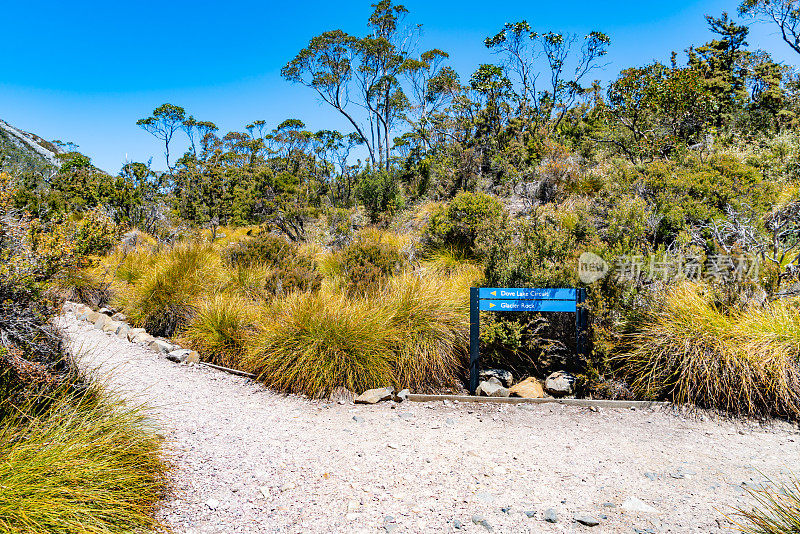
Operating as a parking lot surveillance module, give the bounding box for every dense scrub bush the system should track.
[222,232,296,268]
[340,229,404,297]
[0,386,170,534]
[619,283,800,420]
[70,207,120,257]
[425,192,506,257]
[247,292,397,398]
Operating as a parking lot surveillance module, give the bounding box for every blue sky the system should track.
[1,0,797,173]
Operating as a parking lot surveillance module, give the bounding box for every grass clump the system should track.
[181,293,256,368]
[246,292,396,398]
[620,283,800,420]
[0,386,170,534]
[733,474,800,533]
[120,241,222,337]
[384,271,474,391]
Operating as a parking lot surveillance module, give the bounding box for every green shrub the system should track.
[70,207,119,257]
[182,293,255,368]
[222,233,296,269]
[340,230,403,297]
[619,282,800,419]
[121,242,222,336]
[425,191,506,257]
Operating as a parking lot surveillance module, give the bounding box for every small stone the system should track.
[453,519,463,529]
[166,349,191,363]
[524,510,536,518]
[398,412,413,420]
[98,307,114,316]
[394,388,410,402]
[471,515,493,531]
[127,328,146,341]
[354,386,394,404]
[544,508,558,523]
[352,415,364,423]
[479,368,513,387]
[205,498,219,510]
[501,506,511,514]
[644,472,657,481]
[574,513,600,526]
[94,314,110,330]
[446,418,455,425]
[149,339,173,354]
[602,502,616,508]
[116,324,130,340]
[475,380,510,398]
[132,332,154,344]
[544,371,577,397]
[111,312,127,322]
[621,497,661,514]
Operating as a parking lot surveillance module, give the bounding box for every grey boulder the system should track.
[544,371,577,397]
[479,368,513,387]
[476,379,510,397]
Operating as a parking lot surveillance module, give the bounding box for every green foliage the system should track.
[70,207,119,257]
[356,171,401,223]
[223,233,296,269]
[340,230,403,297]
[425,192,505,257]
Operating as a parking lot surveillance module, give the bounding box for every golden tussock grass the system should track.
[621,282,800,420]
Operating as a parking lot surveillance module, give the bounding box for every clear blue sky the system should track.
[1,0,797,173]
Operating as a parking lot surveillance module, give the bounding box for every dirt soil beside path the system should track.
[60,315,800,534]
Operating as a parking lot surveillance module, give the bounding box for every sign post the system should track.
[469,287,588,394]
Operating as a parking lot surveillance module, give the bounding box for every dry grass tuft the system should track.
[621,282,800,420]
[181,293,256,368]
[733,473,800,533]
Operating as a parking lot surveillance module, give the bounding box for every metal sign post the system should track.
[469,287,588,394]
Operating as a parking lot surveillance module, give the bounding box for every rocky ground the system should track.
[59,314,800,534]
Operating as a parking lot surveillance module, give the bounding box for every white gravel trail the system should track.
[60,315,800,534]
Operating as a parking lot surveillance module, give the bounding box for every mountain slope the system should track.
[0,119,60,177]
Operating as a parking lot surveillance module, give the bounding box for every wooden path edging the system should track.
[407,393,669,409]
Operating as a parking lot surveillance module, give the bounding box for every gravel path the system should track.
[60,315,800,534]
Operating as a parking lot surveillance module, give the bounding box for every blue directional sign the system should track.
[479,299,577,312]
[479,288,577,301]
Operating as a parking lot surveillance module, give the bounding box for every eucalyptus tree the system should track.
[136,103,186,172]
[740,0,800,55]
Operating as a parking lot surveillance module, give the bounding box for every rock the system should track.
[148,339,173,354]
[476,380,510,397]
[352,415,364,423]
[185,350,200,364]
[510,377,546,398]
[127,328,146,341]
[453,519,463,529]
[544,508,558,523]
[94,314,110,330]
[86,310,100,323]
[621,497,661,515]
[166,349,198,363]
[394,388,410,402]
[544,371,577,397]
[132,332,154,344]
[98,307,114,316]
[480,368,513,387]
[116,324,130,340]
[329,386,355,404]
[500,506,511,514]
[205,498,219,510]
[354,386,394,404]
[471,515,493,531]
[111,312,127,322]
[574,514,600,526]
[102,320,121,333]
[524,510,536,518]
[62,301,76,313]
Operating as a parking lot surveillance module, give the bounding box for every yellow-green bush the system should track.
[119,242,222,336]
[0,384,169,534]
[246,292,397,398]
[181,293,256,368]
[620,283,800,419]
